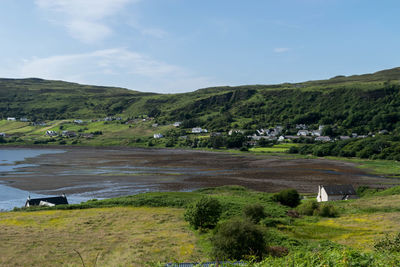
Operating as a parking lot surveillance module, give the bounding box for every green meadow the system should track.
[3,185,400,266]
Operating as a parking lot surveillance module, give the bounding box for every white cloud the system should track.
[35,0,137,43]
[2,48,219,93]
[273,47,290,53]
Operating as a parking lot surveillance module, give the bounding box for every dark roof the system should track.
[322,185,356,195]
[26,196,68,206]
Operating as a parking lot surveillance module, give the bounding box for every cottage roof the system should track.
[26,196,68,206]
[322,185,356,195]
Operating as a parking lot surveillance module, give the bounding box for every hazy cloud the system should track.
[35,0,137,43]
[273,47,290,53]
[4,48,218,93]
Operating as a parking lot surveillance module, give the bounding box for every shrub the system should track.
[356,185,370,197]
[184,197,222,230]
[288,146,299,154]
[266,246,289,257]
[261,217,290,227]
[374,233,400,253]
[314,203,339,217]
[273,189,301,208]
[243,203,266,224]
[212,219,266,260]
[296,200,319,216]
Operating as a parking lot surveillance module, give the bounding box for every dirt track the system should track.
[1,147,398,197]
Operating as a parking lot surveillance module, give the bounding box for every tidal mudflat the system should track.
[0,147,397,202]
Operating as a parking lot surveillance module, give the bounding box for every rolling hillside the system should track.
[1,67,400,134]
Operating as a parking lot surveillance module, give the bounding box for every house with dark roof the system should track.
[317,185,357,202]
[25,194,68,207]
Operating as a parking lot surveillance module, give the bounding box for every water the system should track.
[0,148,89,210]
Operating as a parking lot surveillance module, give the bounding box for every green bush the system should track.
[243,203,266,224]
[296,200,319,216]
[314,203,339,217]
[184,197,222,230]
[273,189,301,208]
[261,217,290,227]
[374,233,400,253]
[212,219,266,260]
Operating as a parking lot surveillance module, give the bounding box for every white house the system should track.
[0,133,5,137]
[317,185,357,202]
[229,129,244,135]
[45,130,57,137]
[311,130,322,137]
[7,117,16,121]
[74,119,83,124]
[62,131,77,138]
[297,130,309,136]
[173,122,182,127]
[153,133,163,139]
[192,127,207,133]
[296,124,308,130]
[315,136,331,142]
[20,118,29,122]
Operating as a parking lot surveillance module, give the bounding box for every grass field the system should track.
[3,186,400,265]
[0,207,205,266]
[249,143,299,153]
[283,193,400,252]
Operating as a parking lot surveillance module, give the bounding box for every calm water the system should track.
[0,148,89,211]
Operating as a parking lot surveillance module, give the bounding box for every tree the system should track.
[212,219,266,260]
[184,197,222,230]
[273,189,301,207]
[243,203,266,224]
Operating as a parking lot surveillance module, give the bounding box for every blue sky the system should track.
[0,0,399,93]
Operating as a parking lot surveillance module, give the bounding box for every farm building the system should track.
[25,194,68,207]
[317,185,357,202]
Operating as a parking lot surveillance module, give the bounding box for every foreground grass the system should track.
[0,207,204,266]
[5,185,400,266]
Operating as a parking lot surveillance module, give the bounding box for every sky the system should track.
[0,0,399,93]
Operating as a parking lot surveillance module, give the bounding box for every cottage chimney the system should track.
[62,193,66,198]
[27,195,30,201]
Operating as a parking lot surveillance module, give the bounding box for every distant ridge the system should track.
[1,66,400,134]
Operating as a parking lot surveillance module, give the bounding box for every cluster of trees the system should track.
[290,135,400,160]
[179,132,248,149]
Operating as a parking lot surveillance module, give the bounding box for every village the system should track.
[0,116,389,148]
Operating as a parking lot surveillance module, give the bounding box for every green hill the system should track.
[1,67,400,134]
[0,78,156,120]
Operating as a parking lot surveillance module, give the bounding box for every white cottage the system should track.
[317,185,357,202]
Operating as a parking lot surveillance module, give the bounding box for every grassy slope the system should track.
[1,68,400,132]
[3,186,287,266]
[286,196,400,251]
[0,207,203,266]
[4,186,400,265]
